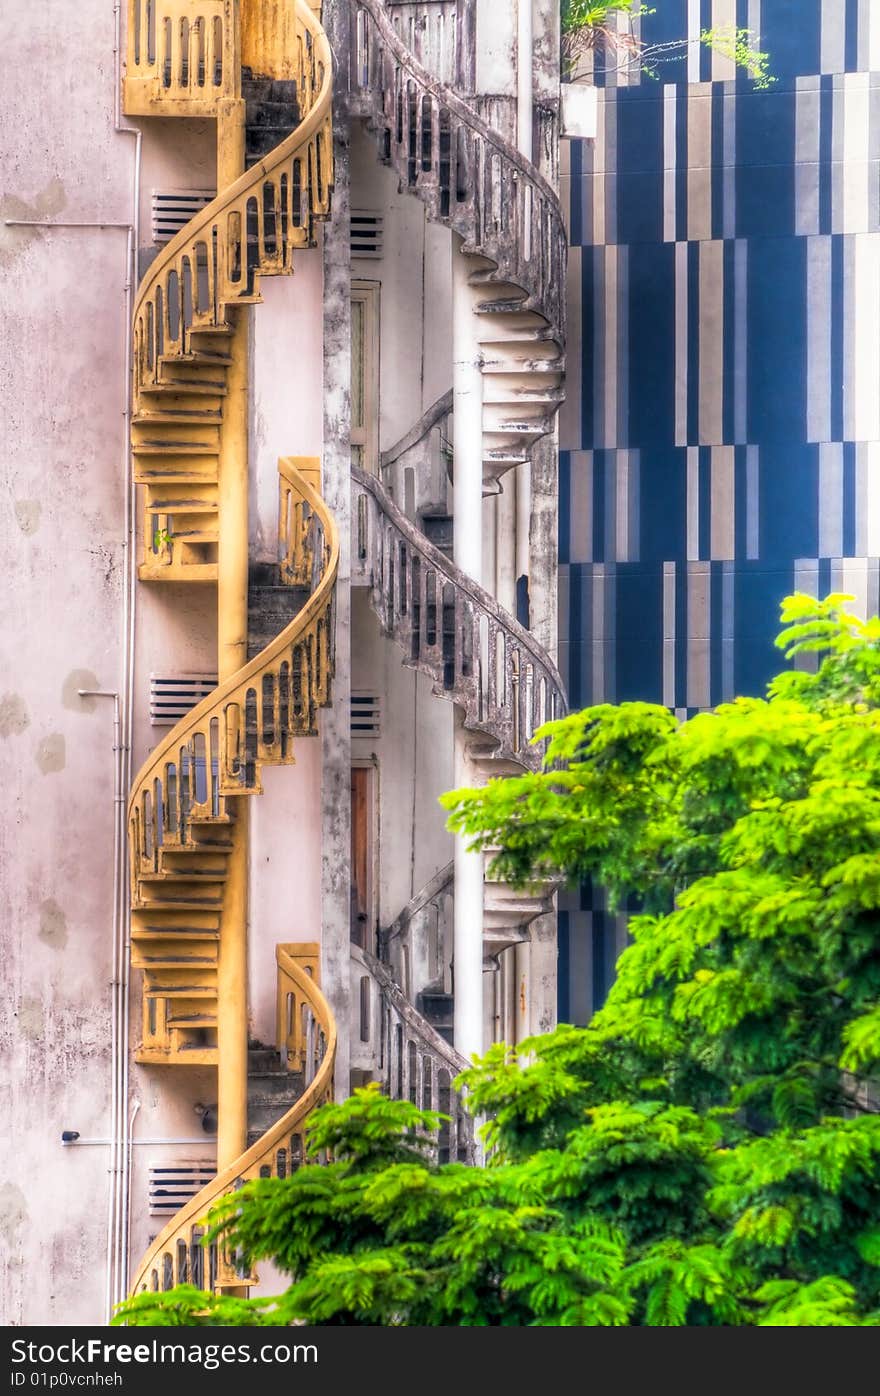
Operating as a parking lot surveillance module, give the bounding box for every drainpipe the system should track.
[514,0,534,1044]
[452,233,484,1064]
[110,0,142,1318]
[77,686,125,1321]
[515,0,534,623]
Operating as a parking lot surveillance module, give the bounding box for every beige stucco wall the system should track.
[0,0,138,1326]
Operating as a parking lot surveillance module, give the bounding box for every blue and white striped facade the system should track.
[557,0,880,1022]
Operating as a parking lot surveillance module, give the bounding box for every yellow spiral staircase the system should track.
[128,0,332,582]
[124,0,338,1293]
[123,0,567,1300]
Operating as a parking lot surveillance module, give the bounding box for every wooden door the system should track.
[350,766,372,948]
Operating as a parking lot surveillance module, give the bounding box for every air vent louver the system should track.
[151,189,216,243]
[150,673,218,726]
[351,210,383,259]
[351,691,381,736]
[148,1161,216,1215]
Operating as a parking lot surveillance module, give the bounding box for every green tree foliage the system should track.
[116,595,880,1327]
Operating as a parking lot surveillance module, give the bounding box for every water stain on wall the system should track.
[39,900,68,951]
[13,500,41,536]
[0,1181,29,1253]
[62,671,99,713]
[0,179,67,270]
[35,734,66,774]
[0,693,29,738]
[16,996,45,1042]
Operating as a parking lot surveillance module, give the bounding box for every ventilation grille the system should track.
[149,1162,216,1216]
[152,189,216,243]
[351,211,383,259]
[351,691,380,737]
[150,673,219,726]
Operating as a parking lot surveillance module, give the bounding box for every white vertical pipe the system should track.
[113,0,141,1316]
[515,0,533,608]
[452,233,485,1063]
[452,235,484,587]
[495,481,517,614]
[515,0,535,1013]
[453,738,485,1062]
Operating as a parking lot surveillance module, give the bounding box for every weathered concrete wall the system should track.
[249,752,323,1045]
[475,0,516,96]
[350,590,454,931]
[135,117,217,257]
[1,0,138,1326]
[250,249,325,560]
[248,242,328,1048]
[350,123,453,449]
[131,587,219,762]
[127,1070,218,1280]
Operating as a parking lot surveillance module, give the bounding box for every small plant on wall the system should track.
[562,0,774,88]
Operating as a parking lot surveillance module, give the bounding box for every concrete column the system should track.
[453,718,484,1063]
[517,0,533,160]
[452,234,485,1063]
[320,0,352,1100]
[215,98,249,1172]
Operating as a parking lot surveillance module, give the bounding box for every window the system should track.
[351,281,380,473]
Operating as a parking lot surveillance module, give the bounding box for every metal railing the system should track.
[353,466,566,770]
[351,945,475,1164]
[349,0,565,345]
[130,945,336,1294]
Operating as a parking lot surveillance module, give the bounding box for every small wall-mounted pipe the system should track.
[63,1137,215,1148]
[3,220,133,230]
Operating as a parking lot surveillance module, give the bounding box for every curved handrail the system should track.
[380,860,452,949]
[353,464,566,769]
[354,467,564,698]
[128,458,339,877]
[355,0,561,217]
[351,944,475,1165]
[129,948,336,1294]
[133,0,333,399]
[353,944,467,1078]
[350,0,565,344]
[380,389,453,471]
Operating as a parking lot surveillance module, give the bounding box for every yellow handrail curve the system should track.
[126,0,240,113]
[129,946,337,1294]
[128,457,339,889]
[131,0,332,408]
